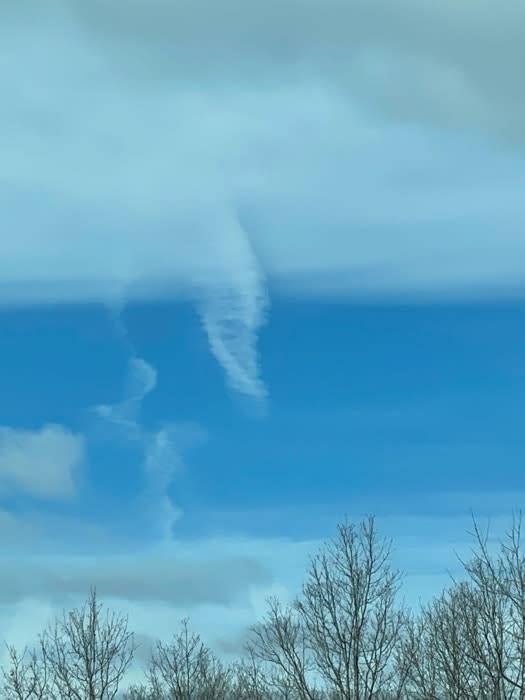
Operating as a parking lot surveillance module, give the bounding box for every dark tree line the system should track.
[4,514,525,699]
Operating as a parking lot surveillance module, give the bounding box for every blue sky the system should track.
[2,0,525,685]
[2,300,524,549]
[5,301,525,517]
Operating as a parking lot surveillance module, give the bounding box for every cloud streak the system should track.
[96,356,157,431]
[95,353,208,539]
[197,214,268,400]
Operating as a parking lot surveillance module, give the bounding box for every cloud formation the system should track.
[0,551,269,606]
[197,214,268,400]
[0,424,84,500]
[17,0,525,141]
[96,356,158,431]
[96,354,206,538]
[2,4,524,299]
[2,1,525,398]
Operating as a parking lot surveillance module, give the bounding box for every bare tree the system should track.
[2,645,48,700]
[249,517,407,699]
[229,650,273,700]
[143,617,232,700]
[121,684,157,700]
[402,513,525,700]
[249,596,319,700]
[455,514,525,699]
[295,516,407,699]
[13,513,525,700]
[402,583,491,700]
[39,587,136,700]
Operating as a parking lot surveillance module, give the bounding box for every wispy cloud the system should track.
[197,214,268,401]
[95,352,205,539]
[141,427,184,540]
[95,356,157,431]
[0,424,84,500]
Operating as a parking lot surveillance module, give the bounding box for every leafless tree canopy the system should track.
[2,645,48,700]
[3,587,135,700]
[40,587,136,700]
[144,617,232,700]
[6,514,525,699]
[249,516,407,700]
[403,513,525,700]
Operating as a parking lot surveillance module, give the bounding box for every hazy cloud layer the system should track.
[2,2,524,302]
[0,424,84,500]
[0,510,518,688]
[38,0,525,142]
[0,552,270,606]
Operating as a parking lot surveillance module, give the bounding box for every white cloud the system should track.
[197,214,268,400]
[127,356,157,400]
[0,424,84,500]
[95,355,157,431]
[142,427,184,540]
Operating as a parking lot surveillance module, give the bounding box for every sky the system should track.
[2,0,525,688]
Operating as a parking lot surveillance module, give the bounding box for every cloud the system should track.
[96,354,206,539]
[127,356,157,400]
[0,424,84,500]
[95,356,157,430]
[142,427,184,540]
[0,551,270,607]
[14,0,525,142]
[0,533,313,668]
[197,214,268,400]
[1,11,524,301]
[2,0,525,399]
[0,509,518,688]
